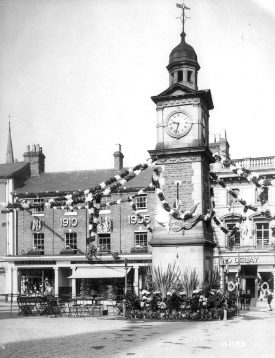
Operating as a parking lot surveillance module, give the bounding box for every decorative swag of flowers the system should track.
[211,153,275,250]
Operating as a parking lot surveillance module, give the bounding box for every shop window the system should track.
[255,222,269,248]
[227,188,240,205]
[33,233,44,254]
[65,232,77,250]
[135,195,147,210]
[225,221,240,247]
[135,231,148,247]
[256,187,269,204]
[98,233,111,251]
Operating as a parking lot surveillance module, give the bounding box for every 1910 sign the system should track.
[60,218,78,227]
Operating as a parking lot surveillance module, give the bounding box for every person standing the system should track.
[267,290,273,311]
[240,290,246,310]
[246,290,251,310]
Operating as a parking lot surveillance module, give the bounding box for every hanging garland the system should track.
[211,153,275,250]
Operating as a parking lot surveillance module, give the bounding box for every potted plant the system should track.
[130,245,148,253]
[60,245,77,255]
[26,246,43,255]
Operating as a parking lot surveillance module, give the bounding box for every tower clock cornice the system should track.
[151,83,213,110]
[148,145,215,164]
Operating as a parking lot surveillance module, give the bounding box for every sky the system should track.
[0,0,275,172]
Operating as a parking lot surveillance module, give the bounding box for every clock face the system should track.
[166,111,192,138]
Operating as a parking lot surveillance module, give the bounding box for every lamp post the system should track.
[236,262,241,315]
[221,259,229,320]
[124,258,128,296]
[220,260,225,294]
[123,258,128,317]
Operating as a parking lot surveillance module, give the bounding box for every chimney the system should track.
[113,144,124,171]
[23,144,45,176]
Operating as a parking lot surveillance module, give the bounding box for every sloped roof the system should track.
[0,161,29,179]
[14,167,154,195]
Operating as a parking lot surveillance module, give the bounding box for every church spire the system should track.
[6,119,14,164]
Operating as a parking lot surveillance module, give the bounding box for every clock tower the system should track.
[149,3,215,282]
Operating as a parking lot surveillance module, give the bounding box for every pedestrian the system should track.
[240,290,246,310]
[246,290,251,310]
[267,290,273,311]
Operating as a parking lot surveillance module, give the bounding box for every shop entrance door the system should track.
[240,265,257,299]
[246,278,256,298]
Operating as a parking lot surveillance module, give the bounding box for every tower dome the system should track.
[167,32,200,90]
[168,32,199,70]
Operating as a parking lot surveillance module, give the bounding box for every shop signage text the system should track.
[128,214,151,225]
[60,217,78,227]
[222,257,259,265]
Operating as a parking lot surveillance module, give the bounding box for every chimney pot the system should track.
[113,144,124,171]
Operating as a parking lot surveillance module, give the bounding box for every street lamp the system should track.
[236,262,241,315]
[124,258,128,296]
[123,258,128,318]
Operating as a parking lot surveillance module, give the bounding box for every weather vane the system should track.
[176,1,191,33]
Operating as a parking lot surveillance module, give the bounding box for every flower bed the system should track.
[125,290,237,321]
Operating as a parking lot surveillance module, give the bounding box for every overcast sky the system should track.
[0,0,275,172]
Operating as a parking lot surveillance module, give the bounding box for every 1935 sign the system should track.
[128,214,151,225]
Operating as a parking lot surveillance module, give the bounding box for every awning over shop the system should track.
[68,266,131,279]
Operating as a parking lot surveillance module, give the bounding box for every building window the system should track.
[98,233,111,251]
[31,198,44,213]
[227,188,240,205]
[187,70,193,83]
[100,195,111,207]
[134,231,148,247]
[177,70,183,82]
[255,222,269,247]
[225,222,240,247]
[256,187,269,204]
[135,195,147,210]
[65,233,77,250]
[33,233,44,254]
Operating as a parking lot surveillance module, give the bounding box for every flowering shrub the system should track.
[125,289,236,321]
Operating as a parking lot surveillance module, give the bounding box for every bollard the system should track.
[223,309,227,320]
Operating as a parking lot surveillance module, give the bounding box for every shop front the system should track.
[19,268,54,295]
[219,253,275,305]
[68,266,133,299]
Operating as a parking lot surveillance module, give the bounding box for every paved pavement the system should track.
[1,302,275,357]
